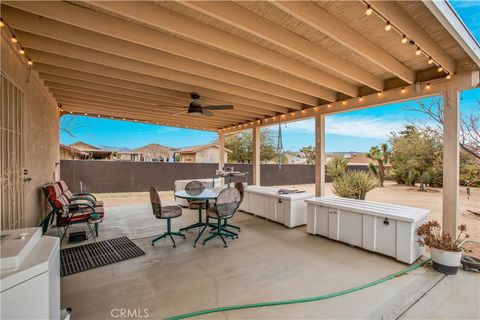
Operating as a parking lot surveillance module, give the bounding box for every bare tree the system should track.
[405,97,480,163]
[60,115,85,139]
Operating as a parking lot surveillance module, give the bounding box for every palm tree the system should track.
[366,143,390,186]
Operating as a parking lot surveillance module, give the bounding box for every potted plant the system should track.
[416,220,470,275]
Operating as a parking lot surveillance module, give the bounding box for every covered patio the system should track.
[1,1,479,319]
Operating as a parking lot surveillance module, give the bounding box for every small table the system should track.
[174,188,218,246]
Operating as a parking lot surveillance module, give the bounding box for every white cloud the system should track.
[284,116,406,139]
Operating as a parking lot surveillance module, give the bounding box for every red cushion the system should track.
[57,180,69,192]
[53,194,70,209]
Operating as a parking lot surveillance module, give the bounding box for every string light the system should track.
[446,74,452,80]
[342,101,347,105]
[365,5,373,16]
[362,2,449,76]
[27,59,33,66]
[358,97,364,102]
[327,104,332,108]
[401,88,406,93]
[377,91,383,97]
[10,35,17,43]
[384,22,392,32]
[97,115,101,117]
[425,83,431,89]
[313,107,318,111]
[1,18,34,67]
[18,48,25,55]
[69,111,73,114]
[301,110,306,114]
[84,113,88,116]
[0,18,4,28]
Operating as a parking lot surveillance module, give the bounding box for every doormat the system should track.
[60,236,145,276]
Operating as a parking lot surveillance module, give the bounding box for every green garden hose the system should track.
[166,258,431,320]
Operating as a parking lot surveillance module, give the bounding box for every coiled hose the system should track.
[166,258,431,320]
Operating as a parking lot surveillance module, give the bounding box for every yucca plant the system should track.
[331,170,377,200]
[326,156,348,180]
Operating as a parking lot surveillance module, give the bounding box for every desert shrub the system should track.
[332,170,377,200]
[326,156,348,180]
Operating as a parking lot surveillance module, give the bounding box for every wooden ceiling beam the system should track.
[29,51,289,115]
[367,1,456,74]
[45,83,258,120]
[51,90,251,122]
[3,6,317,107]
[37,69,279,118]
[3,1,336,101]
[15,30,302,110]
[62,105,221,131]
[56,98,231,127]
[182,1,384,90]
[270,1,416,84]
[84,1,358,96]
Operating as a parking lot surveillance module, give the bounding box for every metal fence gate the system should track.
[0,74,25,230]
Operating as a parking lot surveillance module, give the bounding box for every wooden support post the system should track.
[218,132,225,170]
[252,126,261,186]
[315,114,326,197]
[442,86,460,237]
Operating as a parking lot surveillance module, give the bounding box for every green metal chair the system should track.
[201,187,241,248]
[150,186,185,247]
[179,180,207,232]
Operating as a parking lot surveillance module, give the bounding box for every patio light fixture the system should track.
[362,2,450,76]
[1,18,34,66]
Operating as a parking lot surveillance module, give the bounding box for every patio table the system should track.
[174,188,218,246]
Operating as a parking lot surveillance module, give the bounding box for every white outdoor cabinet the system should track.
[239,186,313,228]
[1,227,60,320]
[306,197,429,264]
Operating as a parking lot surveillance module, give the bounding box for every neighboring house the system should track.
[60,144,87,160]
[175,144,231,163]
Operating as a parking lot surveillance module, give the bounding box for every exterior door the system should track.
[1,74,25,230]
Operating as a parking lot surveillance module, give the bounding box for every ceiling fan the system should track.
[171,93,234,117]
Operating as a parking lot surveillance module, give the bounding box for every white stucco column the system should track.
[442,85,460,237]
[252,126,261,186]
[315,114,326,197]
[218,132,225,170]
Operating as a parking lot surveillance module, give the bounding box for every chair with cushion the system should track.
[179,181,207,232]
[201,187,241,248]
[57,180,104,208]
[42,182,104,241]
[150,186,185,247]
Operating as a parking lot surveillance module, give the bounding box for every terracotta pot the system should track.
[430,247,462,275]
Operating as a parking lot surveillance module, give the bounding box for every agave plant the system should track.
[332,170,377,200]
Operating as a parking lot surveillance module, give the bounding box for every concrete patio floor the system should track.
[58,202,480,320]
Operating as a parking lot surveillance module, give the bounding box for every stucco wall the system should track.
[1,34,59,227]
[196,147,228,163]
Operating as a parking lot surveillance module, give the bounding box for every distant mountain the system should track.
[131,143,174,159]
[98,145,131,152]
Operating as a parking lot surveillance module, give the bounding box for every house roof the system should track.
[60,144,88,156]
[176,144,232,155]
[69,141,101,151]
[3,1,478,131]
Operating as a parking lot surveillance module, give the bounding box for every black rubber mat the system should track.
[60,236,145,276]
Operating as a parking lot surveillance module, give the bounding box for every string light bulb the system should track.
[384,22,392,31]
[401,88,406,93]
[342,101,347,105]
[365,5,373,16]
[425,83,431,89]
[437,67,443,72]
[10,35,17,43]
[0,19,4,28]
[401,35,408,44]
[358,97,364,102]
[18,48,25,55]
[415,47,422,55]
[428,57,434,64]
[446,74,452,80]
[377,91,383,97]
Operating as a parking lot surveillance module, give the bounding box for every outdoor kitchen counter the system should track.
[306,196,429,264]
[239,186,314,228]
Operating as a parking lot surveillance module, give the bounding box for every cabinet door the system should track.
[315,206,329,237]
[276,199,285,224]
[375,218,397,257]
[262,197,276,220]
[338,210,363,247]
[328,209,339,240]
[251,194,261,216]
[307,204,316,234]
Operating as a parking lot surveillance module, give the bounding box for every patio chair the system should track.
[202,187,241,248]
[150,186,185,247]
[211,182,243,233]
[42,182,104,242]
[58,180,104,207]
[179,180,207,232]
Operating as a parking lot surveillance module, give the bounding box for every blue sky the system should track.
[61,1,480,152]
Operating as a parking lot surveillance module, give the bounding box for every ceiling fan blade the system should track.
[203,109,214,117]
[171,110,188,116]
[204,104,234,110]
[167,106,188,109]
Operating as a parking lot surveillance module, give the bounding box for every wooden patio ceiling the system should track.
[1,1,478,131]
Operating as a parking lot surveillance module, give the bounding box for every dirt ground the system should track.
[96,182,479,256]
